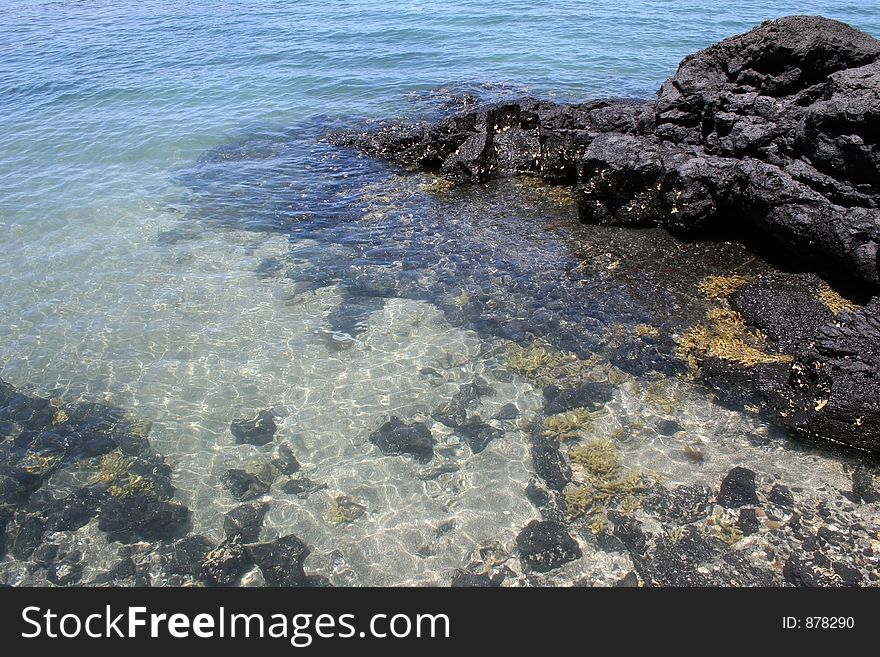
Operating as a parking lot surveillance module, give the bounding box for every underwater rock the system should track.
[279,477,324,496]
[44,550,84,586]
[516,520,582,572]
[449,570,503,587]
[369,417,434,463]
[223,503,269,543]
[416,462,459,480]
[850,467,879,503]
[783,554,857,587]
[0,387,54,431]
[7,511,45,560]
[768,483,796,508]
[432,400,467,429]
[97,495,190,543]
[0,474,25,506]
[493,403,520,420]
[529,435,571,491]
[543,382,615,415]
[717,467,760,508]
[455,419,504,454]
[655,419,683,436]
[33,486,105,532]
[432,380,492,429]
[525,478,550,508]
[0,507,10,558]
[200,534,251,586]
[327,495,366,524]
[165,535,214,578]
[271,444,300,475]
[643,485,713,525]
[92,557,146,586]
[223,468,272,501]
[608,511,648,556]
[246,534,313,587]
[614,571,640,587]
[230,410,277,446]
[737,508,760,536]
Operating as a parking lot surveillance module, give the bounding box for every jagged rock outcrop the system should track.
[333,16,880,453]
[335,16,879,289]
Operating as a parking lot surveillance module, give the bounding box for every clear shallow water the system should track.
[1,1,879,586]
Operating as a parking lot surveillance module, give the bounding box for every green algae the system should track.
[565,439,655,521]
[542,408,596,441]
[328,495,366,525]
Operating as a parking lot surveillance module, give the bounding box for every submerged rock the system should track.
[223,466,274,501]
[200,534,250,586]
[850,467,879,503]
[7,511,45,560]
[271,444,300,475]
[223,503,269,543]
[455,419,504,454]
[368,417,434,463]
[717,467,760,508]
[493,403,520,420]
[246,534,314,586]
[529,435,571,491]
[165,535,214,578]
[230,410,277,446]
[97,495,190,543]
[543,382,615,415]
[516,520,582,572]
[643,484,713,525]
[449,570,503,587]
[33,486,105,532]
[279,477,324,496]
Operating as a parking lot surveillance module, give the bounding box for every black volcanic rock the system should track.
[455,419,504,454]
[230,410,277,446]
[97,495,190,543]
[246,534,313,586]
[717,467,760,508]
[223,468,271,501]
[7,511,45,560]
[543,382,615,414]
[224,503,269,543]
[530,435,571,491]
[369,417,434,463]
[200,534,250,586]
[516,520,582,572]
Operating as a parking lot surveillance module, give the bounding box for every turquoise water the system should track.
[1,1,879,586]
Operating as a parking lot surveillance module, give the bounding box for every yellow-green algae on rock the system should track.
[564,439,656,523]
[542,408,597,441]
[677,307,792,368]
[697,275,752,299]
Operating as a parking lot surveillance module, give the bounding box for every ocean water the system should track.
[1,1,879,586]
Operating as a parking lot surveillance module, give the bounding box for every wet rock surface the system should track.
[334,16,880,453]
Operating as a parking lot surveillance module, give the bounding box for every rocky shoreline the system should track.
[332,16,880,454]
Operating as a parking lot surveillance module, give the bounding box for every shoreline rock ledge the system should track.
[332,16,880,454]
